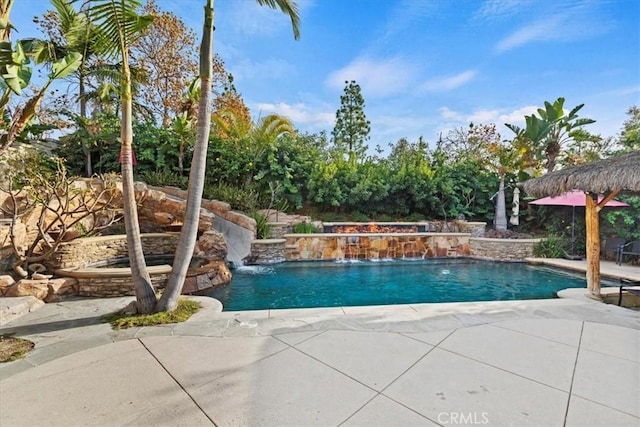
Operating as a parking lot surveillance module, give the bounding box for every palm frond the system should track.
[83,0,153,59]
[55,0,95,57]
[255,0,300,40]
[254,113,294,142]
[51,0,77,34]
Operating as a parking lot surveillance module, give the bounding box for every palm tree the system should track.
[156,0,300,312]
[0,1,13,41]
[171,77,200,174]
[44,0,97,175]
[253,113,295,143]
[85,0,156,313]
[0,40,82,154]
[1,0,83,154]
[505,97,595,173]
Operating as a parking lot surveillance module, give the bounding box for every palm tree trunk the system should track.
[157,0,214,312]
[121,54,156,314]
[79,75,93,176]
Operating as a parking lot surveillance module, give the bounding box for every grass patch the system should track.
[104,298,201,330]
[0,335,35,363]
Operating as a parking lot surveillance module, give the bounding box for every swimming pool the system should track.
[206,259,598,311]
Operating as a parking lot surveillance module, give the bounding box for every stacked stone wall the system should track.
[268,223,290,239]
[285,233,470,261]
[457,222,487,237]
[469,237,541,261]
[47,233,180,270]
[248,239,286,264]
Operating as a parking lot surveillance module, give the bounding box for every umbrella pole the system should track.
[571,206,575,256]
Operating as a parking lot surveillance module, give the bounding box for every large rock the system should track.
[225,211,256,231]
[153,212,174,225]
[195,231,227,259]
[6,279,50,300]
[45,277,79,302]
[0,274,16,296]
[135,183,214,232]
[182,259,231,294]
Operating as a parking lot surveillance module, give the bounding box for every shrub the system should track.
[249,211,272,239]
[317,211,343,222]
[533,235,567,258]
[404,212,425,222]
[375,214,396,222]
[293,221,321,233]
[142,169,187,189]
[350,211,370,222]
[204,183,264,212]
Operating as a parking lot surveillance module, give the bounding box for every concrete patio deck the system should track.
[1,290,639,426]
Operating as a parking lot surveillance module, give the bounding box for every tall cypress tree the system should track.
[332,80,370,163]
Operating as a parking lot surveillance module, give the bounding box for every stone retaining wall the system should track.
[457,222,487,237]
[78,271,170,297]
[285,233,471,261]
[470,237,541,261]
[46,233,180,270]
[45,231,227,272]
[44,232,230,298]
[247,239,286,264]
[67,259,231,297]
[268,222,290,239]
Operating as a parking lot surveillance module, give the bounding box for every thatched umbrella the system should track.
[523,150,640,297]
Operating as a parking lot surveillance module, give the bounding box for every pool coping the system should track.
[525,257,640,282]
[214,258,639,317]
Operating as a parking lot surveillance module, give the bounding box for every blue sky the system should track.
[10,0,640,153]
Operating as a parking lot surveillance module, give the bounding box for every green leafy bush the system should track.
[142,169,187,189]
[533,235,567,258]
[375,214,396,222]
[350,211,370,222]
[249,211,272,239]
[317,211,345,222]
[293,221,321,233]
[602,194,640,241]
[203,183,264,212]
[404,212,425,222]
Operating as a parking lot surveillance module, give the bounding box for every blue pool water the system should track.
[206,259,595,311]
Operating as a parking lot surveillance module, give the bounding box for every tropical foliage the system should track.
[1,0,639,313]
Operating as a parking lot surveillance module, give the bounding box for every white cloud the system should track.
[439,105,538,127]
[498,106,539,125]
[325,56,418,98]
[474,0,534,21]
[439,107,463,121]
[495,16,565,53]
[383,0,441,37]
[421,70,477,92]
[255,102,334,128]
[432,105,540,140]
[494,2,613,53]
[468,109,501,123]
